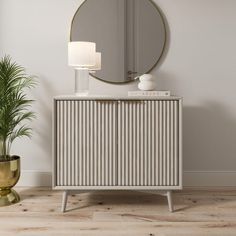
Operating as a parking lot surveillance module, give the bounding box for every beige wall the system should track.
[1,0,236,186]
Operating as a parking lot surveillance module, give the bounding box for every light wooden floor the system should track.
[0,188,236,235]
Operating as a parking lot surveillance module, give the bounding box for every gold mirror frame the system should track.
[69,0,167,84]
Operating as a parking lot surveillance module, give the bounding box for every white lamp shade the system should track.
[68,41,96,67]
[89,52,101,71]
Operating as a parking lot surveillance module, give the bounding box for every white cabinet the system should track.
[53,96,182,212]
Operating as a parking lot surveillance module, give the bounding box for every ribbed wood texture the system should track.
[55,99,181,188]
[118,100,179,186]
[56,100,117,186]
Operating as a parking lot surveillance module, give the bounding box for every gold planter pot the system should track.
[0,155,20,206]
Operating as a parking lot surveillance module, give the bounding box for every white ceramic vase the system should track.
[138,74,156,91]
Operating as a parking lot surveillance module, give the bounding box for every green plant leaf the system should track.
[0,55,36,160]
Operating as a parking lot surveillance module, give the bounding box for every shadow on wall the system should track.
[32,76,56,167]
[148,7,172,89]
[183,102,236,171]
[154,5,170,72]
[153,70,180,92]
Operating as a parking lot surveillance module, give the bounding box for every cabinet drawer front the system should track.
[118,100,181,186]
[55,100,117,186]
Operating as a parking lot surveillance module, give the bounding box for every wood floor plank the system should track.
[0,188,236,235]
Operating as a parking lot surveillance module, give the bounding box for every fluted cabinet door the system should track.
[117,100,181,186]
[55,100,118,187]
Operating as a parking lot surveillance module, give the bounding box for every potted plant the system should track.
[0,56,36,206]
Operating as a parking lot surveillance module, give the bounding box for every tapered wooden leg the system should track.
[61,191,68,213]
[167,191,174,212]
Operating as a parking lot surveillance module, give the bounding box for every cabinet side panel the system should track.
[178,99,183,188]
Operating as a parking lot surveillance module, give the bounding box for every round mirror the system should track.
[70,0,166,84]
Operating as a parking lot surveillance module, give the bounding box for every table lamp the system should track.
[68,41,101,96]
